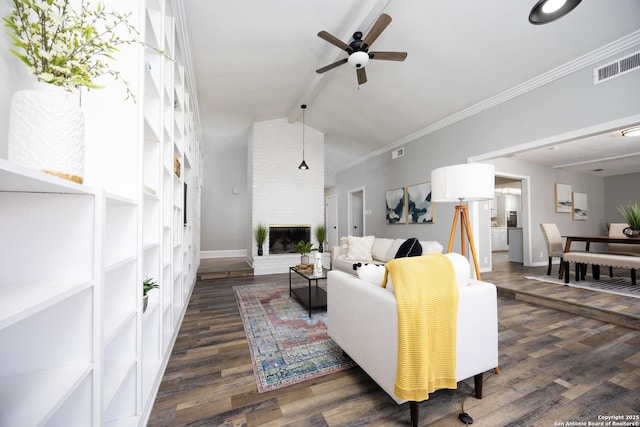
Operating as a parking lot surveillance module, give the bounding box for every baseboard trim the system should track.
[200,249,247,259]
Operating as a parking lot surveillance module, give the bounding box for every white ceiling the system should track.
[181,0,640,178]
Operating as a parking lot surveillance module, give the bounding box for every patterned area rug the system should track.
[525,274,640,298]
[234,283,355,393]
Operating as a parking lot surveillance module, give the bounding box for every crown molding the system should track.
[336,30,640,173]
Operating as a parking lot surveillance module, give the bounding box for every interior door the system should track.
[326,195,338,249]
[349,188,364,237]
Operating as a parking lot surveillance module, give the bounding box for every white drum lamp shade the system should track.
[431,163,495,202]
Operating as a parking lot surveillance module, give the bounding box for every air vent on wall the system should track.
[593,51,640,84]
[392,147,405,159]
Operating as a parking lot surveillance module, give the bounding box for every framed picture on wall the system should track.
[385,187,406,224]
[407,182,434,223]
[572,192,588,220]
[555,183,572,213]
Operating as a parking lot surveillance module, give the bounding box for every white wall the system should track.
[248,117,324,257]
[200,145,249,255]
[332,46,640,269]
[0,1,36,159]
[604,172,640,223]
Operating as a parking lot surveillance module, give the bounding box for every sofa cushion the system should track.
[371,238,395,262]
[346,235,375,261]
[394,237,422,258]
[420,240,444,255]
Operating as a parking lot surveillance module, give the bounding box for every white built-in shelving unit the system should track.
[0,0,200,425]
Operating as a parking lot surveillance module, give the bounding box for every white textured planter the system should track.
[8,82,85,183]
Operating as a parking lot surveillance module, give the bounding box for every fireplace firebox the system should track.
[269,225,311,254]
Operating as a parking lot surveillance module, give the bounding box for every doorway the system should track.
[348,187,365,237]
[490,174,529,269]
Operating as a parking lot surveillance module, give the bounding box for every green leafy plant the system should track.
[617,201,640,229]
[254,223,267,246]
[4,0,140,98]
[315,225,326,246]
[294,240,315,255]
[142,277,159,296]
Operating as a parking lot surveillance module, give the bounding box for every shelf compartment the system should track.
[0,192,93,286]
[0,289,92,378]
[0,364,92,427]
[0,279,91,330]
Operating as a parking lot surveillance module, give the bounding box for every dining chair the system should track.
[608,222,640,256]
[540,223,564,276]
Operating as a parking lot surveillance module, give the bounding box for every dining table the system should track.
[557,235,640,278]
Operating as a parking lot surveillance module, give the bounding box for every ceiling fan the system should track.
[315,13,407,85]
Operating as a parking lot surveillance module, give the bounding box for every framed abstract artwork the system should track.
[572,192,588,220]
[555,183,572,213]
[385,187,406,224]
[406,182,434,223]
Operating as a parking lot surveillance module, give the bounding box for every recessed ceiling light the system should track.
[529,0,582,25]
[621,126,640,137]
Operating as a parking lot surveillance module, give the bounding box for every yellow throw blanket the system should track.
[382,253,459,401]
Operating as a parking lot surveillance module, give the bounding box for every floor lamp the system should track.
[431,163,495,280]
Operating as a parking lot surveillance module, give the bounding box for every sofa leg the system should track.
[409,401,419,427]
[474,373,484,399]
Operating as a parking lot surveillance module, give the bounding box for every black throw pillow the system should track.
[394,237,422,258]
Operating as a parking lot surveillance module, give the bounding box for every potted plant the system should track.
[142,277,159,312]
[617,201,640,238]
[315,224,327,253]
[4,0,141,182]
[255,223,268,255]
[294,240,316,265]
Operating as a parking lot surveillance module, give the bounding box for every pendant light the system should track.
[298,104,309,170]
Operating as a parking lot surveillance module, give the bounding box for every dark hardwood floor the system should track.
[148,254,640,426]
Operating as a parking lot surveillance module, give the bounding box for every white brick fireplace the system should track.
[248,117,325,275]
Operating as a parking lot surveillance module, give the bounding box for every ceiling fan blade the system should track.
[357,68,367,85]
[316,58,348,74]
[318,31,352,52]
[362,13,392,49]
[369,51,407,61]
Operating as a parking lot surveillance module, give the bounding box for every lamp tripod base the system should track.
[447,205,482,280]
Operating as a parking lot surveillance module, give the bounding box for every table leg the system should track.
[308,279,312,318]
[558,238,574,279]
[289,269,292,297]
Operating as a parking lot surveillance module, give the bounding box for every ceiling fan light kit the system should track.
[621,127,640,137]
[315,13,407,85]
[529,0,582,25]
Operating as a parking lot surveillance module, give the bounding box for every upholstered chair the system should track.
[540,223,564,275]
[608,223,640,256]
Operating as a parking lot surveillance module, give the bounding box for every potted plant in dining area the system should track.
[142,277,159,313]
[315,224,327,253]
[294,240,316,265]
[617,201,640,238]
[255,223,268,255]
[4,0,139,183]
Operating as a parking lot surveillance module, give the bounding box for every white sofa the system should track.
[327,253,498,426]
[331,236,443,274]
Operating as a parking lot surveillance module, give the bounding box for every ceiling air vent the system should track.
[392,147,405,159]
[593,51,640,84]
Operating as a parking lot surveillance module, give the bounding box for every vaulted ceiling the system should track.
[181,1,640,178]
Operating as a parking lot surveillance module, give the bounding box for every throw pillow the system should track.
[346,235,375,261]
[356,263,393,291]
[371,238,395,262]
[339,236,349,257]
[394,237,422,258]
